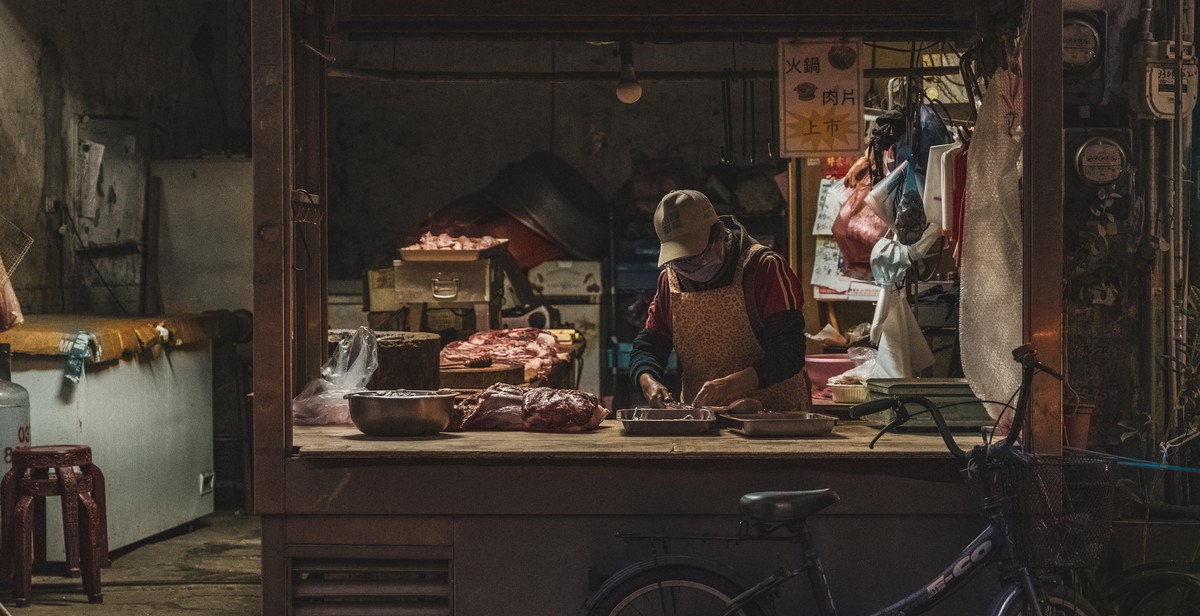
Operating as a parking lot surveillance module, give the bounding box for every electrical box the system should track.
[1063,11,1107,105]
[1130,39,1198,119]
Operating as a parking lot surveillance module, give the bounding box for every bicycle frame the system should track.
[718,515,1045,616]
[595,347,1063,616]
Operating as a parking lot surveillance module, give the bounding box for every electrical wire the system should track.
[863,41,945,54]
[62,207,129,314]
[986,385,1023,451]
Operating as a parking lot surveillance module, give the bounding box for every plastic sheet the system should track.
[959,68,1024,418]
[292,326,379,425]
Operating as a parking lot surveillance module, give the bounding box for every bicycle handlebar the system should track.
[848,398,896,418]
[850,395,968,459]
[847,344,1062,461]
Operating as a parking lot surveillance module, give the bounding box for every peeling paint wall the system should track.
[0,1,236,314]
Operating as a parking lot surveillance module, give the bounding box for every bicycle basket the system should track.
[974,456,1116,570]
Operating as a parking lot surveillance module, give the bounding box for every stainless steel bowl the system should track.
[345,390,454,436]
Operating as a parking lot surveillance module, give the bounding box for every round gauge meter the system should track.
[1063,17,1102,72]
[1074,136,1127,186]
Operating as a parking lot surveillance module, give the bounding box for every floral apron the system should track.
[667,244,812,411]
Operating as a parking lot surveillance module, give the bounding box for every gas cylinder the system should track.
[0,343,31,477]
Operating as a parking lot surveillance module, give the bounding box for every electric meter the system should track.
[1073,136,1128,186]
[1131,40,1199,119]
[1063,17,1102,73]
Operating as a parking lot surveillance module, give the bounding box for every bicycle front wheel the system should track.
[996,586,1102,616]
[586,565,766,616]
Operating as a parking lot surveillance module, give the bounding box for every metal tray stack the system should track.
[722,412,838,437]
[616,408,718,435]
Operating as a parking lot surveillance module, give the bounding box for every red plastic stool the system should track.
[1,445,108,606]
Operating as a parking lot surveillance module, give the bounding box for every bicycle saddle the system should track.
[739,489,841,523]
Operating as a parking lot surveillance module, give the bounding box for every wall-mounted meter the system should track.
[1063,11,1106,105]
[1073,136,1128,186]
[1063,16,1102,72]
[1131,40,1199,119]
[1065,129,1133,221]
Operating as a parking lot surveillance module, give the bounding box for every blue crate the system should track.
[609,342,678,371]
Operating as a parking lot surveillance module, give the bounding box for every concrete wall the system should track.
[0,1,241,314]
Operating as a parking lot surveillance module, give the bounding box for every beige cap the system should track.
[653,190,718,266]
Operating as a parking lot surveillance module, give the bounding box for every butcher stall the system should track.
[251,1,1066,615]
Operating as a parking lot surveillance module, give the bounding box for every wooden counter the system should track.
[278,420,996,615]
[293,419,982,460]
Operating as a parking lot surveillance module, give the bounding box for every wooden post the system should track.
[1024,0,1065,456]
[252,0,290,514]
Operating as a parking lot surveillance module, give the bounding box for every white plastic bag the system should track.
[292,327,379,425]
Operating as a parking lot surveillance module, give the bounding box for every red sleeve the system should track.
[742,251,804,329]
[643,270,673,340]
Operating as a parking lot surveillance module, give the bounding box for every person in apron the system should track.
[629,190,812,412]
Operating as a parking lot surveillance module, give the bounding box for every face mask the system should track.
[670,238,725,283]
[869,236,913,285]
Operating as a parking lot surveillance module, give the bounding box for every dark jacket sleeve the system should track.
[753,310,807,388]
[629,272,673,387]
[744,252,807,388]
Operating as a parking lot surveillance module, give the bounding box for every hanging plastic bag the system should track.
[865,161,927,246]
[864,160,906,231]
[292,326,380,425]
[832,163,888,280]
[894,167,928,245]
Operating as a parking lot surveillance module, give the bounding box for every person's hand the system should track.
[639,373,673,408]
[691,368,759,409]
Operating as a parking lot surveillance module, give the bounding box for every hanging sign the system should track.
[778,38,865,157]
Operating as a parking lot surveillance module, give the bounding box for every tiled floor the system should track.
[7,512,261,615]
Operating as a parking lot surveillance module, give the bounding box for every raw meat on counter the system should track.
[452,384,609,432]
[440,328,561,377]
[406,231,502,251]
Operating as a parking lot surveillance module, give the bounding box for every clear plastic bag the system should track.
[291,326,380,425]
[828,347,877,385]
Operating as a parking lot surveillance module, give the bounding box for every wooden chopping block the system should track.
[329,330,441,391]
[439,363,524,390]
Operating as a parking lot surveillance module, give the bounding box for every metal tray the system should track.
[616,408,717,436]
[723,412,838,437]
[398,239,509,262]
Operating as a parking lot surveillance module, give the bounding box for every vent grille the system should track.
[292,558,451,616]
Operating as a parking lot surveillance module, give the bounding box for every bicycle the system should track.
[581,346,1117,616]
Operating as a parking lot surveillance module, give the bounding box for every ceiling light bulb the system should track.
[617,65,642,104]
[615,41,642,104]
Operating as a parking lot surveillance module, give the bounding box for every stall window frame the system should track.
[251,0,1065,516]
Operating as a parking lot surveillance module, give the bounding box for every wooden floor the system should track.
[293,419,984,460]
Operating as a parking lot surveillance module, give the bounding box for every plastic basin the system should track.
[805,354,855,392]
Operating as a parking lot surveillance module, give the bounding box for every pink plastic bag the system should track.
[831,168,887,280]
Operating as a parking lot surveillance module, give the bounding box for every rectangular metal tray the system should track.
[616,408,717,436]
[722,412,838,437]
[398,239,509,262]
